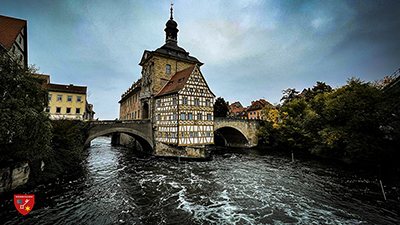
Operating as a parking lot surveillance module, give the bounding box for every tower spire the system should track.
[165,3,178,45]
[170,3,174,20]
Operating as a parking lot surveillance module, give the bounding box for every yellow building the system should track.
[46,83,88,120]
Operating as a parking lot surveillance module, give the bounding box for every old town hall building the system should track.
[119,7,215,153]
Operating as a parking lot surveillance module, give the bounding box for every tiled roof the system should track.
[247,99,271,111]
[46,83,87,94]
[0,15,26,50]
[156,65,196,97]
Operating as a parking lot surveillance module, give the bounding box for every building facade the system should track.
[137,7,203,122]
[119,79,141,120]
[0,15,28,67]
[155,65,215,146]
[119,6,215,155]
[247,99,270,120]
[46,83,89,120]
[227,101,247,119]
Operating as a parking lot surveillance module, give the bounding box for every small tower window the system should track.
[166,64,171,74]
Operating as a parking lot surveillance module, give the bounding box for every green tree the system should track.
[0,54,52,163]
[214,97,229,117]
[304,81,333,102]
[312,78,384,164]
[280,88,299,103]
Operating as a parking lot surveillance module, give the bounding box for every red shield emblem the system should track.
[14,195,35,215]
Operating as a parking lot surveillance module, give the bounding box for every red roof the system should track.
[0,15,26,50]
[156,65,196,97]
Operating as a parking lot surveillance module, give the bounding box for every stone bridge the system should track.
[85,120,154,151]
[214,117,261,148]
[85,118,261,153]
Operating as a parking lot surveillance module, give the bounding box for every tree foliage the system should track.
[257,79,399,167]
[280,88,299,103]
[0,55,52,163]
[214,97,229,117]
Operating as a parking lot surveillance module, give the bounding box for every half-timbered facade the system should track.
[155,65,215,146]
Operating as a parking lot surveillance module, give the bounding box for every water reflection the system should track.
[0,137,399,224]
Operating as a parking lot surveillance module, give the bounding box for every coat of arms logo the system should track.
[14,194,35,215]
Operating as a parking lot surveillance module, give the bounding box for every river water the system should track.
[1,137,399,224]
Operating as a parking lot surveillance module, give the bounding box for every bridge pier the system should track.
[111,132,121,146]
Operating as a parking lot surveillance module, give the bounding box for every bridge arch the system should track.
[214,126,250,147]
[85,120,154,152]
[213,117,260,148]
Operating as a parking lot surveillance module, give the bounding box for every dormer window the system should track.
[178,77,185,83]
[166,64,171,74]
[167,81,173,86]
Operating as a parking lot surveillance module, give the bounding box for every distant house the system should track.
[381,68,400,94]
[247,99,270,120]
[227,101,247,119]
[155,65,215,146]
[0,15,28,67]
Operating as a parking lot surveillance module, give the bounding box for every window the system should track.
[190,132,193,137]
[66,107,71,114]
[206,100,210,106]
[173,98,176,105]
[190,88,193,92]
[56,107,61,114]
[48,94,52,101]
[157,114,161,120]
[57,95,62,102]
[157,100,161,107]
[76,108,81,114]
[166,64,171,74]
[194,132,198,137]
[197,113,202,120]
[173,113,177,120]
[181,113,186,120]
[178,77,184,83]
[206,132,211,137]
[207,114,212,120]
[67,96,72,102]
[183,97,188,105]
[195,99,199,106]
[45,107,50,113]
[77,96,82,103]
[188,113,192,120]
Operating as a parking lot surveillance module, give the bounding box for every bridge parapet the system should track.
[85,119,154,149]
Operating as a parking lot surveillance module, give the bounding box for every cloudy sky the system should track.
[2,0,400,119]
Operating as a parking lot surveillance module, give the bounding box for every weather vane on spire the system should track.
[170,3,174,19]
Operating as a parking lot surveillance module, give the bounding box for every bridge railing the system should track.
[88,119,150,125]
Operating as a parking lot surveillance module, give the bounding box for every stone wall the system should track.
[155,143,209,159]
[0,162,30,194]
